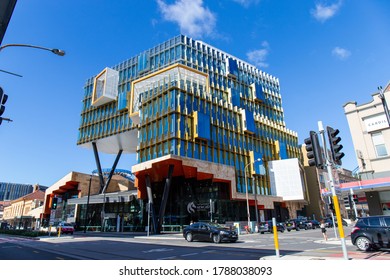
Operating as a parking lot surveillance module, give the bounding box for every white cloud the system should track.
[157,0,216,39]
[332,47,351,60]
[311,1,342,23]
[246,41,269,68]
[232,0,260,8]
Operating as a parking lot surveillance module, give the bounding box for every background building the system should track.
[300,144,357,220]
[0,182,46,201]
[344,83,390,179]
[77,35,303,233]
[2,185,45,229]
[343,82,390,216]
[42,171,137,232]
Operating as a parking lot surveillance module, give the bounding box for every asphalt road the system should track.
[1,226,389,260]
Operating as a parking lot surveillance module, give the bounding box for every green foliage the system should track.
[0,229,49,238]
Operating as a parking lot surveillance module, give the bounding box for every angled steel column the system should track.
[157,164,174,234]
[92,142,105,192]
[145,174,157,234]
[101,149,123,194]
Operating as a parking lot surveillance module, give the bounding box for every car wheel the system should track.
[260,232,264,234]
[355,236,371,251]
[213,234,221,243]
[280,229,284,233]
[185,232,193,242]
[287,229,291,232]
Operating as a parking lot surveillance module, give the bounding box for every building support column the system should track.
[92,142,105,192]
[157,164,174,234]
[145,174,158,234]
[101,149,123,194]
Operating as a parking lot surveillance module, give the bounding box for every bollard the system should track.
[272,217,280,258]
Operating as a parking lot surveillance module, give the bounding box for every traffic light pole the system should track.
[318,121,349,260]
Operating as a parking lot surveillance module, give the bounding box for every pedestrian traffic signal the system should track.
[51,197,58,209]
[0,87,8,125]
[304,131,324,167]
[326,126,345,165]
[353,195,358,204]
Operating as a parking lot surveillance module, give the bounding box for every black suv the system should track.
[285,218,311,231]
[351,215,390,251]
[258,220,285,234]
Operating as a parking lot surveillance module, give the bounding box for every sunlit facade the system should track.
[77,35,301,232]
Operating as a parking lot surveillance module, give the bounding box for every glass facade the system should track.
[0,182,34,201]
[77,35,300,229]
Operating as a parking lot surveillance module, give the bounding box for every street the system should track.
[1,226,390,260]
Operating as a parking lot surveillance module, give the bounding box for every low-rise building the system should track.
[3,185,45,229]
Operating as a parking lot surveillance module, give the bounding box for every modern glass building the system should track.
[77,35,300,233]
[0,182,36,201]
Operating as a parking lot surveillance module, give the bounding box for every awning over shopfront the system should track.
[320,176,390,195]
[67,190,138,205]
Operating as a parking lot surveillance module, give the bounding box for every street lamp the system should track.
[0,43,65,56]
[244,158,262,233]
[378,86,390,126]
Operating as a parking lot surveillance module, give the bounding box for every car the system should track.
[285,218,311,231]
[324,217,348,228]
[310,220,321,229]
[350,215,390,251]
[56,222,74,235]
[183,222,238,243]
[258,220,285,234]
[335,219,348,227]
[323,218,334,228]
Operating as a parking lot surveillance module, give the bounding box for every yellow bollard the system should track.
[58,226,61,238]
[272,217,280,258]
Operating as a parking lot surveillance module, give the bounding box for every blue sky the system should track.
[0,0,389,186]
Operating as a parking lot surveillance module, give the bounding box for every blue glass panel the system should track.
[231,87,240,107]
[279,141,288,159]
[196,111,210,140]
[180,140,185,156]
[188,142,193,157]
[254,83,265,101]
[137,52,150,72]
[246,111,256,133]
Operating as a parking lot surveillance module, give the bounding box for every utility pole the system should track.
[318,121,349,260]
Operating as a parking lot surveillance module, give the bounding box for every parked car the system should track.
[324,217,348,228]
[310,220,321,229]
[285,218,311,231]
[335,219,348,227]
[324,218,334,228]
[183,222,238,243]
[351,215,390,251]
[258,220,285,234]
[56,222,74,235]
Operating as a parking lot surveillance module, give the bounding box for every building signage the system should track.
[186,201,210,213]
[364,114,389,132]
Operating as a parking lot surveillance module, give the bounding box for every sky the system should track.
[0,0,389,187]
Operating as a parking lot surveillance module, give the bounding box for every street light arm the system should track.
[0,43,65,56]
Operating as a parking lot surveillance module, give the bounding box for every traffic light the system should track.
[353,195,358,204]
[0,87,8,125]
[304,131,324,167]
[326,126,345,165]
[51,197,58,209]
